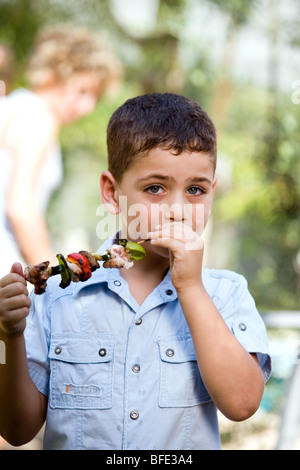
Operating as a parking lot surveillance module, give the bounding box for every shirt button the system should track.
[166,348,175,357]
[132,364,140,373]
[135,318,142,326]
[114,280,122,287]
[99,348,107,357]
[166,289,173,296]
[239,322,247,331]
[55,346,62,355]
[130,410,139,420]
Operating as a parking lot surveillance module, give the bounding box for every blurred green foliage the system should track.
[0,0,299,310]
[214,87,300,309]
[205,0,258,26]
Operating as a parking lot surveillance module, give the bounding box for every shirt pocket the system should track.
[157,336,211,407]
[49,333,115,410]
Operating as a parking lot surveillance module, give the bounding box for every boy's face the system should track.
[101,148,216,258]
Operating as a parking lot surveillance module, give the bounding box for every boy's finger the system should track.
[149,223,197,243]
[0,282,29,302]
[0,263,26,288]
[10,262,24,277]
[0,272,27,290]
[0,310,28,335]
[4,293,31,311]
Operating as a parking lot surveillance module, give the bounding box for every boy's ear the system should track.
[209,176,217,216]
[100,171,120,215]
[212,176,217,195]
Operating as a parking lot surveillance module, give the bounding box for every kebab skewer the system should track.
[24,239,147,295]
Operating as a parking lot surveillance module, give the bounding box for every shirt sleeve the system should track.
[229,274,271,382]
[212,271,272,382]
[24,289,52,396]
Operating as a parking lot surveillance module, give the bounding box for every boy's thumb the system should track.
[10,262,24,277]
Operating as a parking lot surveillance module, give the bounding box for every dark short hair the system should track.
[107,92,217,181]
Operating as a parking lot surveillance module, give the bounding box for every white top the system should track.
[0,89,63,274]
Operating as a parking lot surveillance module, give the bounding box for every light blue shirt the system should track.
[24,237,271,450]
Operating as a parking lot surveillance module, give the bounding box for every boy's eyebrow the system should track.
[137,174,171,182]
[137,174,213,184]
[187,176,213,185]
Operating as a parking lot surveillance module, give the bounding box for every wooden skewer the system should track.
[91,253,106,261]
[136,239,150,245]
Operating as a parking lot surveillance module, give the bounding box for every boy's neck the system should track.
[119,252,170,306]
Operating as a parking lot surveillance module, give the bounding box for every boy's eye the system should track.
[146,185,164,194]
[187,186,203,195]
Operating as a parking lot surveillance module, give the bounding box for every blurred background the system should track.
[0,0,300,450]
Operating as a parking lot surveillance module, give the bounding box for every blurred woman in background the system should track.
[0,43,15,94]
[0,25,121,277]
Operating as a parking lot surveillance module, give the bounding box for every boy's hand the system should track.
[0,263,31,338]
[148,222,204,292]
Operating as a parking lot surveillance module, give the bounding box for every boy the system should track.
[0,93,270,450]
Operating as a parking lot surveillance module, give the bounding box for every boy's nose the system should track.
[165,201,186,222]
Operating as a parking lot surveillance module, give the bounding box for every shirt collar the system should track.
[73,261,177,305]
[73,234,177,305]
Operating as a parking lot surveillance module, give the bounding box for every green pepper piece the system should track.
[121,240,146,261]
[56,254,71,288]
[94,240,146,262]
